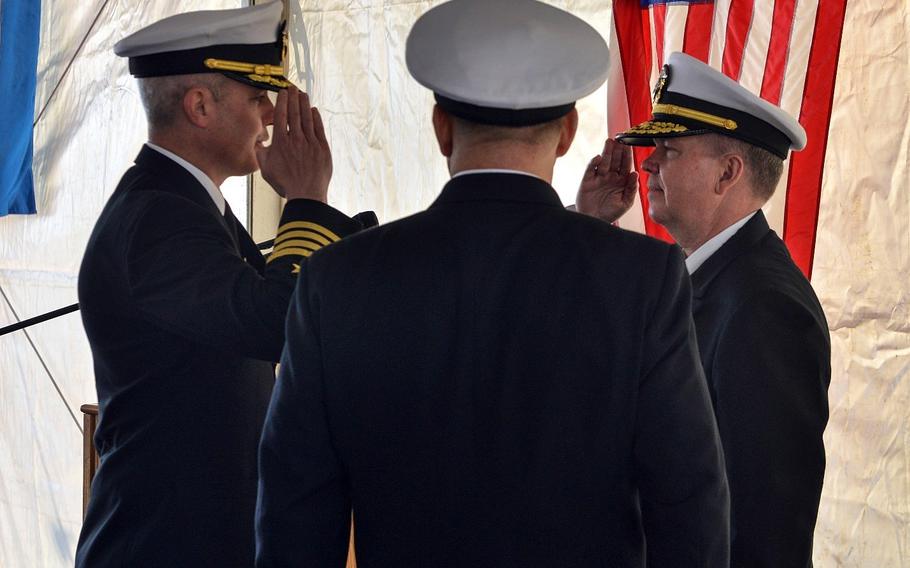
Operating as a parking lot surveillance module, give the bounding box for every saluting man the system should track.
[76,2,373,566]
[580,52,831,567]
[255,2,730,566]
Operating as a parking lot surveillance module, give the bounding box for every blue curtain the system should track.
[0,0,41,216]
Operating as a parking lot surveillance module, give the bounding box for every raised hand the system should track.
[575,138,638,223]
[256,85,333,203]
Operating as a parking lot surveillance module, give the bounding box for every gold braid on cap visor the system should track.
[624,121,688,135]
[204,58,290,88]
[651,103,738,131]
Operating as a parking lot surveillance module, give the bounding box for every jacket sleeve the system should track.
[635,247,731,568]
[125,196,363,362]
[712,291,830,567]
[256,262,351,568]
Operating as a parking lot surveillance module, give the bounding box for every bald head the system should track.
[451,116,564,148]
[433,106,578,182]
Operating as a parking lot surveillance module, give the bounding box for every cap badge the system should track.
[652,65,670,105]
[281,20,289,69]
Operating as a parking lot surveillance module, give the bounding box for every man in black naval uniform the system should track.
[580,52,831,567]
[256,2,730,567]
[75,3,372,566]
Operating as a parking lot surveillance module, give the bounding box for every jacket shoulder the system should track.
[708,235,827,327]
[564,212,685,268]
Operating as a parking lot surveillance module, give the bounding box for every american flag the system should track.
[608,0,848,278]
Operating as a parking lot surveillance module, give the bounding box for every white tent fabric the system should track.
[0,0,906,566]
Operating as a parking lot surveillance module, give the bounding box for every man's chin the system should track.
[242,155,260,176]
[647,203,669,226]
[647,189,665,210]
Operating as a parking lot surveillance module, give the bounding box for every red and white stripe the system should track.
[609,0,848,278]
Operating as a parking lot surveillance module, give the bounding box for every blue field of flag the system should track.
[0,0,41,216]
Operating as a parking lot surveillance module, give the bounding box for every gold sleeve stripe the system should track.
[272,240,321,256]
[276,221,341,243]
[274,229,332,247]
[267,247,315,264]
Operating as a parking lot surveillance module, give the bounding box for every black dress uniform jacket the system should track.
[690,211,830,568]
[256,173,730,567]
[75,146,365,567]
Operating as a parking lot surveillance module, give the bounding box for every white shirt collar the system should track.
[685,211,757,275]
[145,142,226,215]
[452,168,545,182]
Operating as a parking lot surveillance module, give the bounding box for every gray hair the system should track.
[137,73,228,131]
[704,133,784,202]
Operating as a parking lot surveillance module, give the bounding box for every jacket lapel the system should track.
[134,145,236,244]
[690,210,773,300]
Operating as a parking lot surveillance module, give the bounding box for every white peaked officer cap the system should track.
[617,52,806,159]
[406,0,610,127]
[114,1,290,92]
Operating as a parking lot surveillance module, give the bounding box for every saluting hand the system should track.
[256,85,333,203]
[575,138,638,223]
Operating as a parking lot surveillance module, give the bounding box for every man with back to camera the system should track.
[255,2,730,566]
[579,52,831,567]
[75,2,374,566]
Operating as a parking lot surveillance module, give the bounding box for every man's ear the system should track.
[716,152,745,195]
[555,108,578,157]
[432,105,454,157]
[182,87,215,129]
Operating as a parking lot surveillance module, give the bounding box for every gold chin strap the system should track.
[652,103,738,131]
[204,58,290,88]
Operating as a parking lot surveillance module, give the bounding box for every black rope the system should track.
[0,284,83,435]
[0,303,80,336]
[33,0,113,127]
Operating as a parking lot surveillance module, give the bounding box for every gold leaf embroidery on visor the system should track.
[625,121,689,135]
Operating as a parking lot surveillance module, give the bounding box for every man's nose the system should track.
[262,96,275,127]
[641,151,658,174]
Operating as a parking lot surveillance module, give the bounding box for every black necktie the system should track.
[224,202,266,274]
[223,201,242,251]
